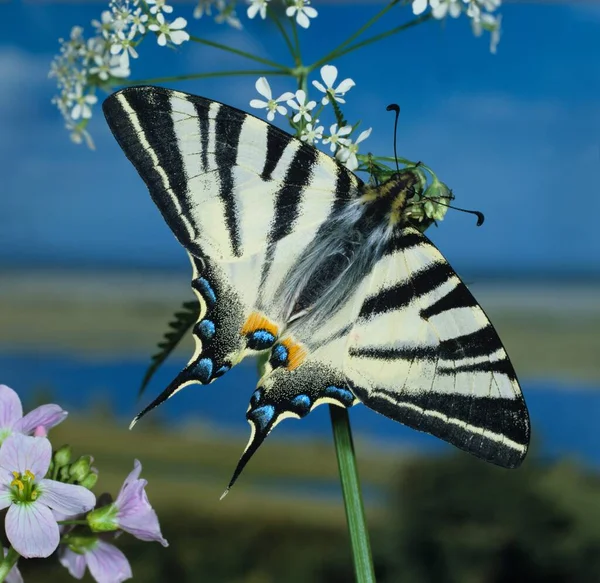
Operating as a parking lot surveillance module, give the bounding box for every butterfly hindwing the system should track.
[345,227,529,469]
[229,226,529,489]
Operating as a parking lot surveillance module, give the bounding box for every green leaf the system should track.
[138,300,200,397]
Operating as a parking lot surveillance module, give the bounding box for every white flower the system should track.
[110,0,135,31]
[215,0,242,29]
[249,77,294,121]
[110,27,138,67]
[286,89,317,123]
[146,0,174,15]
[194,0,214,19]
[300,122,324,145]
[90,53,130,80]
[68,86,98,121]
[312,65,355,105]
[472,12,502,53]
[286,0,318,29]
[412,0,429,15]
[130,8,149,35]
[322,123,352,153]
[430,0,462,18]
[464,0,481,21]
[247,0,269,20]
[335,128,371,171]
[92,11,115,39]
[148,13,190,46]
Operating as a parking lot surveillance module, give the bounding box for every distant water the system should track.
[0,353,598,466]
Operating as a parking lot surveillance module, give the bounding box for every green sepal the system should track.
[87,503,119,533]
[138,299,200,397]
[53,445,72,468]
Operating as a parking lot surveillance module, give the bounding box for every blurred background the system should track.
[1,0,599,581]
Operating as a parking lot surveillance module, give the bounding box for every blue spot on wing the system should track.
[196,320,215,340]
[324,386,355,406]
[196,278,217,306]
[193,358,213,382]
[270,344,288,367]
[213,364,230,378]
[249,405,275,431]
[250,389,262,407]
[248,330,276,351]
[291,394,311,412]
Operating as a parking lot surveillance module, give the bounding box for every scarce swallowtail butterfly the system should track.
[103,86,530,494]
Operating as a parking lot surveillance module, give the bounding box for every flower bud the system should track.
[87,503,119,533]
[80,468,99,490]
[59,465,71,482]
[69,455,93,482]
[54,445,72,468]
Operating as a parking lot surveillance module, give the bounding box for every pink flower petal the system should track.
[0,386,23,431]
[15,405,68,435]
[115,461,168,546]
[6,502,60,558]
[38,480,96,516]
[0,486,14,511]
[59,547,88,579]
[0,434,51,477]
[86,541,133,583]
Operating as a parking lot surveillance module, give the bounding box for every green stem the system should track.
[329,405,376,583]
[129,69,290,85]
[333,14,432,62]
[189,35,289,71]
[312,0,401,70]
[290,20,302,70]
[0,547,19,583]
[271,10,298,64]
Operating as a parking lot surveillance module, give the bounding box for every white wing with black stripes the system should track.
[103,86,362,418]
[103,86,529,495]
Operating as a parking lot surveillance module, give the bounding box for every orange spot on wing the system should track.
[281,337,308,371]
[241,312,279,337]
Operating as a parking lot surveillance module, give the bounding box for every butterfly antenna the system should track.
[386,104,401,173]
[425,197,485,227]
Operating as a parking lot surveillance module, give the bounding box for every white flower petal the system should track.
[296,11,310,28]
[249,98,268,109]
[0,434,51,477]
[312,80,327,93]
[335,78,355,94]
[6,502,60,558]
[412,0,428,15]
[255,77,272,100]
[320,65,338,88]
[38,479,96,516]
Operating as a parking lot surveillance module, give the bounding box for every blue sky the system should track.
[0,1,599,276]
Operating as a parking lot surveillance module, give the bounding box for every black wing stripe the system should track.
[214,105,244,258]
[420,281,479,320]
[358,389,529,468]
[103,88,198,251]
[360,261,455,319]
[261,124,293,181]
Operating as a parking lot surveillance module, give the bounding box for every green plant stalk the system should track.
[130,69,290,85]
[0,547,19,583]
[270,9,298,65]
[189,35,289,70]
[329,405,376,583]
[312,0,401,69]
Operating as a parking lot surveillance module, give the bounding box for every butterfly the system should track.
[103,86,530,494]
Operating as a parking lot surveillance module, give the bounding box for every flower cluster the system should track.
[0,385,166,583]
[193,0,318,29]
[412,0,502,53]
[250,65,370,171]
[49,0,189,147]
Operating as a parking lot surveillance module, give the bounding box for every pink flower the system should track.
[88,460,167,546]
[60,539,132,583]
[0,385,67,442]
[0,434,96,558]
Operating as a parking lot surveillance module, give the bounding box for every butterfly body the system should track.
[104,86,530,492]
